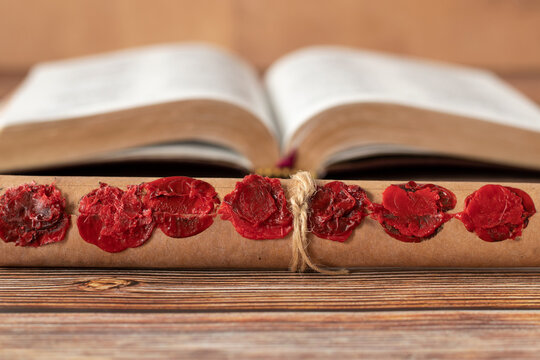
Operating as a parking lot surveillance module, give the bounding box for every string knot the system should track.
[289,171,349,275]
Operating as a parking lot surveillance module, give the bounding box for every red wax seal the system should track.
[0,183,70,247]
[141,176,220,238]
[370,181,456,242]
[308,181,370,242]
[455,185,536,242]
[77,183,155,253]
[218,174,293,239]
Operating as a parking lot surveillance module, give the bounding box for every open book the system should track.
[2,43,540,177]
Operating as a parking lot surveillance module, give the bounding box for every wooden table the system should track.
[2,268,540,359]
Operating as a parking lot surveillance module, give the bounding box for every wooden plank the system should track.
[2,0,540,73]
[3,269,540,311]
[237,0,540,72]
[1,311,540,359]
[504,73,540,105]
[0,74,23,100]
[0,0,236,71]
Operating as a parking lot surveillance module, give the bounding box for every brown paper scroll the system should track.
[1,175,540,269]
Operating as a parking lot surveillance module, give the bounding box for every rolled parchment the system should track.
[0,175,539,269]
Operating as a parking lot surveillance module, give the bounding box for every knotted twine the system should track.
[288,171,349,275]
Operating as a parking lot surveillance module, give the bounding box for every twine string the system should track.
[288,171,349,275]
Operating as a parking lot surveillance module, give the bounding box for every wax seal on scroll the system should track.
[77,183,155,253]
[455,185,536,242]
[308,181,370,242]
[0,183,70,247]
[370,181,456,242]
[141,176,220,238]
[219,174,293,239]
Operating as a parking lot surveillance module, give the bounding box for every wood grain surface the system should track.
[2,268,540,359]
[1,310,540,359]
[3,269,540,311]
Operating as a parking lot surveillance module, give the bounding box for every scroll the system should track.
[0,174,538,272]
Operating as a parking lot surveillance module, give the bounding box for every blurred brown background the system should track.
[1,0,540,103]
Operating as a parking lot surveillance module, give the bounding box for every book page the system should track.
[0,43,276,136]
[265,46,540,145]
[95,142,252,171]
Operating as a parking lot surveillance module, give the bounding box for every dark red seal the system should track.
[77,183,155,253]
[370,181,456,242]
[455,184,536,242]
[219,174,293,239]
[141,176,220,238]
[308,181,370,242]
[0,183,70,247]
